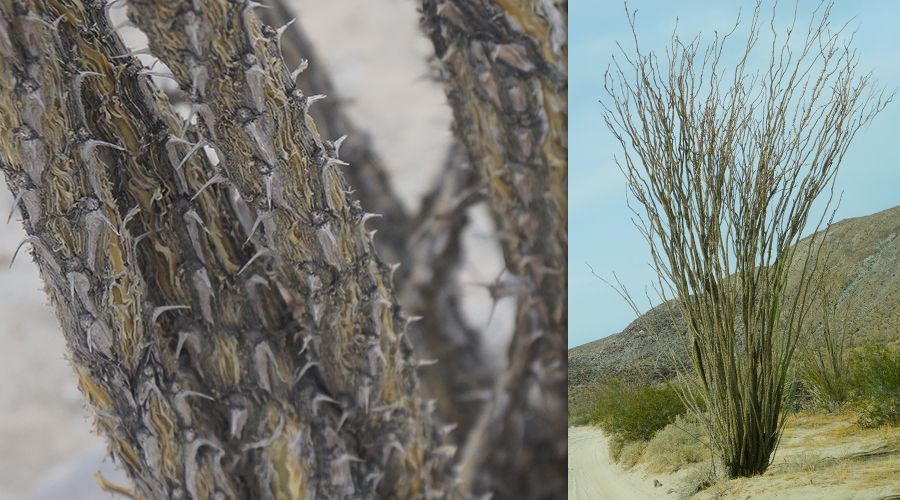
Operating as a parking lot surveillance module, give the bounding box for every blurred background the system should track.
[0,0,513,497]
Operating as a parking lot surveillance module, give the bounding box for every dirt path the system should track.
[568,416,900,500]
[568,426,658,500]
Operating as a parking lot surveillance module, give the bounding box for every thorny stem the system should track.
[253,0,411,265]
[0,0,457,498]
[255,1,496,442]
[422,1,569,499]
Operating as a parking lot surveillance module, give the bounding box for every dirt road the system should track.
[568,426,659,500]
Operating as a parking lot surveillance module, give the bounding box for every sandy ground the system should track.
[567,426,659,499]
[0,1,512,498]
[569,412,900,500]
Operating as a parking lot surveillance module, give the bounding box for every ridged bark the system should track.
[0,0,454,498]
[253,0,411,265]
[421,1,568,499]
[252,4,496,440]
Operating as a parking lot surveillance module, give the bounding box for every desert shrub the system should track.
[849,343,900,428]
[590,378,687,443]
[678,463,719,500]
[567,410,592,427]
[796,353,853,412]
[785,377,814,412]
[608,436,624,463]
[644,414,710,473]
[589,377,624,425]
[856,398,900,428]
[619,440,648,469]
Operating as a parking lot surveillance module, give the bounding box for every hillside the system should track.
[569,204,900,413]
[568,299,687,387]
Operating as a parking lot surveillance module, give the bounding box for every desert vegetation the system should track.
[846,343,900,427]
[599,0,893,478]
[573,342,900,476]
[588,377,686,443]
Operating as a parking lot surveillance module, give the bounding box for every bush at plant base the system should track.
[591,378,686,443]
[850,343,900,428]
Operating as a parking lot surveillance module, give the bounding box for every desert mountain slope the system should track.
[569,204,900,411]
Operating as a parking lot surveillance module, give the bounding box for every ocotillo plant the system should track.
[0,0,567,499]
[603,1,890,478]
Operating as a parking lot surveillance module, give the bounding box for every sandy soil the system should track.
[567,427,660,500]
[569,413,900,500]
[0,1,511,499]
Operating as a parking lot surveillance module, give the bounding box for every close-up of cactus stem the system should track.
[0,0,567,499]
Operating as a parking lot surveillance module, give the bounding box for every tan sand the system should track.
[568,426,659,500]
[569,412,900,500]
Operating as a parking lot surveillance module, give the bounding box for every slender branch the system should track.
[253,0,410,265]
[422,1,568,498]
[255,0,496,440]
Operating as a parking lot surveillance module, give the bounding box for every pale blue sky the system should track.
[570,0,900,348]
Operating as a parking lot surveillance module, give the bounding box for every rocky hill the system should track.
[569,204,900,413]
[568,299,687,388]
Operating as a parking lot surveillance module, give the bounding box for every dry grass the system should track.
[786,409,900,442]
[785,409,847,428]
[771,451,841,476]
[620,440,647,469]
[607,437,623,463]
[864,426,900,445]
[782,409,861,443]
[851,456,900,484]
[758,411,900,493]
[640,409,900,499]
[645,415,710,473]
[827,460,853,485]
[817,419,859,439]
[723,411,895,485]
